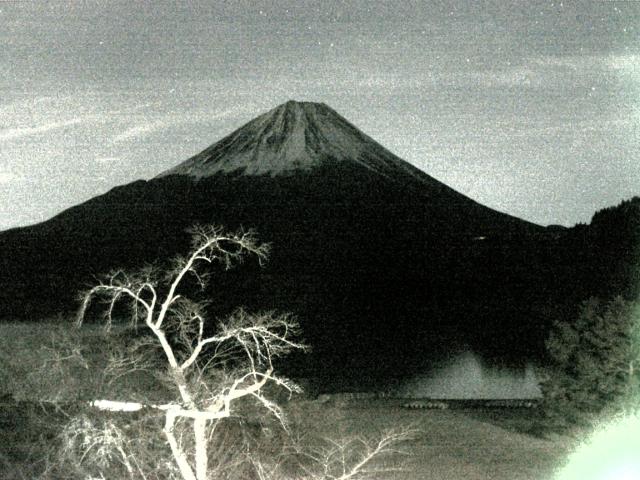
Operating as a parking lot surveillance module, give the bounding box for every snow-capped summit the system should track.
[158,100,427,181]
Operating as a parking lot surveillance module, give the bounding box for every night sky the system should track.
[1,1,638,230]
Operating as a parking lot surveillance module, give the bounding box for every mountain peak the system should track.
[275,99,330,115]
[158,101,429,181]
[282,99,324,108]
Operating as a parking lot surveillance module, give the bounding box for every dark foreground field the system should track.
[290,398,574,480]
[1,396,575,480]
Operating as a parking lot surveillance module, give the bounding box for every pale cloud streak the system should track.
[440,53,640,91]
[208,104,257,120]
[111,104,257,144]
[0,117,85,142]
[112,121,169,143]
[95,156,122,164]
[455,66,539,88]
[532,53,640,74]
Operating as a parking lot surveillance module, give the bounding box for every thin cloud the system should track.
[95,156,122,164]
[111,105,256,144]
[459,66,539,88]
[497,117,639,139]
[0,117,85,142]
[208,104,257,120]
[532,53,640,73]
[450,53,640,90]
[112,121,169,143]
[604,54,640,72]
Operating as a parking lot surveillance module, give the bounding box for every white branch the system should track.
[155,229,247,329]
[180,334,218,371]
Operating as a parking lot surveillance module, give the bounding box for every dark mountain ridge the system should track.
[1,101,636,381]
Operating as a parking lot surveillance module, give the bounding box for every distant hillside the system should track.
[559,196,640,300]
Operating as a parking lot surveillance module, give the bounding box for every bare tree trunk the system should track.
[194,418,208,480]
[164,412,197,480]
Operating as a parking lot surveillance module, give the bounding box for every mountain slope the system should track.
[158,99,539,238]
[159,100,433,182]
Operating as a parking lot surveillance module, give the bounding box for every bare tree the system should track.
[76,225,306,480]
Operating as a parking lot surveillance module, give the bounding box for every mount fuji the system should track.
[0,100,585,380]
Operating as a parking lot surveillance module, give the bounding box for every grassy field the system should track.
[287,398,576,480]
[0,396,576,480]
